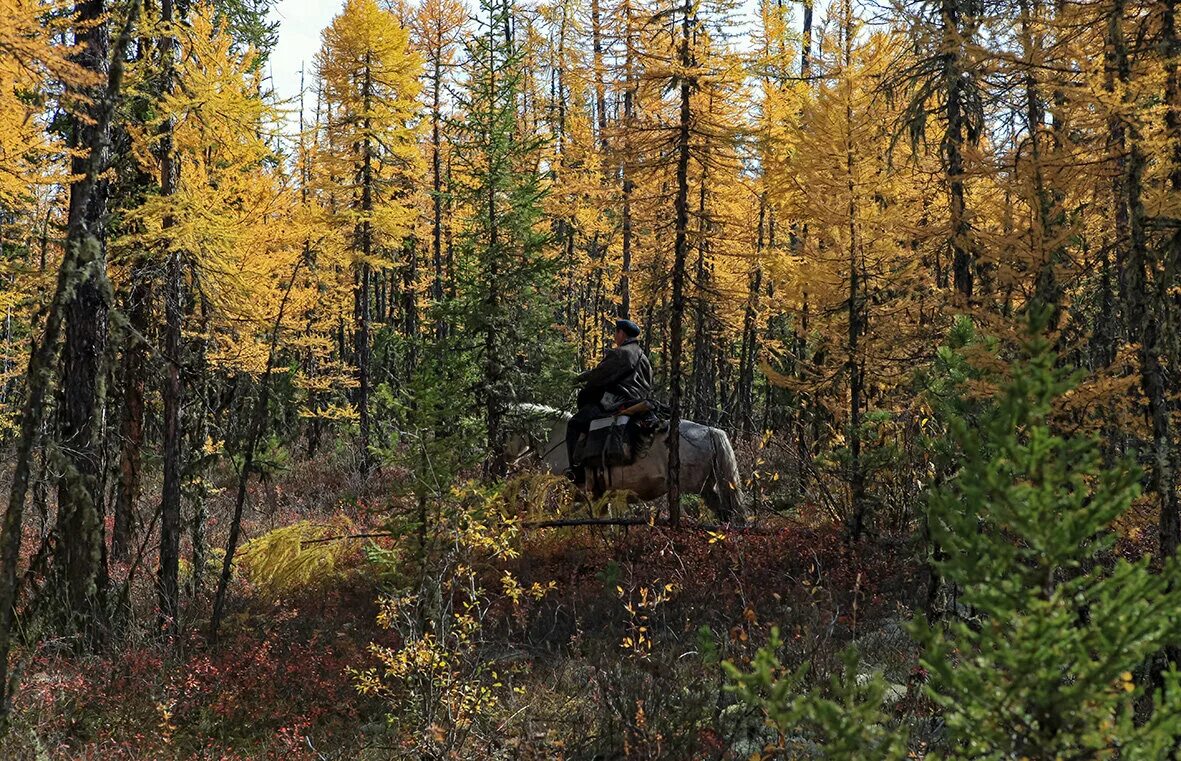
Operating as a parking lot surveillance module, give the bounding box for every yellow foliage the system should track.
[353,480,556,753]
[0,0,95,207]
[237,517,360,595]
[315,0,423,260]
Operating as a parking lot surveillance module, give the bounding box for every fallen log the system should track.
[522,516,721,531]
[298,517,774,547]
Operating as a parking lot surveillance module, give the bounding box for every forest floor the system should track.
[1,459,930,760]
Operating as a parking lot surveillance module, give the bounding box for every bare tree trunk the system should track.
[1106,0,1131,331]
[158,264,182,633]
[187,291,211,598]
[0,0,139,725]
[112,266,150,561]
[590,0,608,151]
[403,238,418,377]
[667,0,693,528]
[942,0,972,300]
[484,33,505,478]
[54,0,113,641]
[618,0,638,318]
[1018,0,1061,325]
[374,268,385,324]
[738,196,764,437]
[1091,5,1126,370]
[157,0,183,637]
[445,152,456,302]
[691,159,710,422]
[431,52,446,339]
[354,55,374,474]
[842,0,866,541]
[796,291,810,499]
[1159,0,1181,558]
[801,0,813,77]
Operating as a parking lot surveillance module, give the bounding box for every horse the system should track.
[506,403,745,523]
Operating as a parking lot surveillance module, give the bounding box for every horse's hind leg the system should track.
[702,481,731,524]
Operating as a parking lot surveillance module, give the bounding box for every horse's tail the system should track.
[708,428,745,524]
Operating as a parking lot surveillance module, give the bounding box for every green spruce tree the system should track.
[731,315,1181,757]
[452,0,565,475]
[914,318,1181,758]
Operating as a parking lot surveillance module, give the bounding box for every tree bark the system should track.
[691,155,710,422]
[0,0,140,725]
[187,291,211,598]
[667,0,693,527]
[431,49,446,339]
[618,0,638,318]
[801,0,813,78]
[157,0,183,636]
[590,0,608,152]
[403,239,418,377]
[483,25,505,477]
[354,54,374,474]
[1159,0,1181,557]
[112,265,150,561]
[843,0,866,541]
[54,0,113,640]
[738,196,764,437]
[1018,0,1061,325]
[941,0,972,299]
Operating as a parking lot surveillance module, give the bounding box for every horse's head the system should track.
[504,428,532,463]
[504,403,571,466]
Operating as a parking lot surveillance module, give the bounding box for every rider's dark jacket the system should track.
[575,338,653,407]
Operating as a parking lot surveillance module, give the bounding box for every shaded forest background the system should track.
[3,0,1181,755]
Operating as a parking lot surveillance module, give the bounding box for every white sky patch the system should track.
[263,0,798,137]
[267,0,344,121]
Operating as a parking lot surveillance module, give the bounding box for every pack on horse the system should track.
[509,318,744,523]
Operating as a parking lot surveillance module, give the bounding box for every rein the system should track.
[539,435,564,462]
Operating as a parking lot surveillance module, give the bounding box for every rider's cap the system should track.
[612,318,641,338]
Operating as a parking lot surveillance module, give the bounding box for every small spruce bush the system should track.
[731,317,1181,758]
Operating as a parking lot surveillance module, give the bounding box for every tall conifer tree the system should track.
[454,0,558,474]
[316,0,422,473]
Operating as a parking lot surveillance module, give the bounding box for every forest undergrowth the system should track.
[6,0,1181,753]
[0,447,924,760]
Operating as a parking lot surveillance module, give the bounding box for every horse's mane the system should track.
[508,402,572,422]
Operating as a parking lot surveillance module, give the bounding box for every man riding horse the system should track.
[565,318,653,483]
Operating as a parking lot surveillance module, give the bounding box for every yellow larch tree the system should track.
[122,5,303,373]
[0,0,97,431]
[765,17,939,537]
[314,0,423,471]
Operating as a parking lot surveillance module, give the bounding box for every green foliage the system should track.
[251,432,292,479]
[914,315,994,473]
[214,0,280,62]
[918,317,983,412]
[449,0,566,460]
[383,338,486,482]
[726,631,909,758]
[730,316,1181,757]
[913,318,1181,759]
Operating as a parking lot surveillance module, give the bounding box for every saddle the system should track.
[574,400,667,471]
